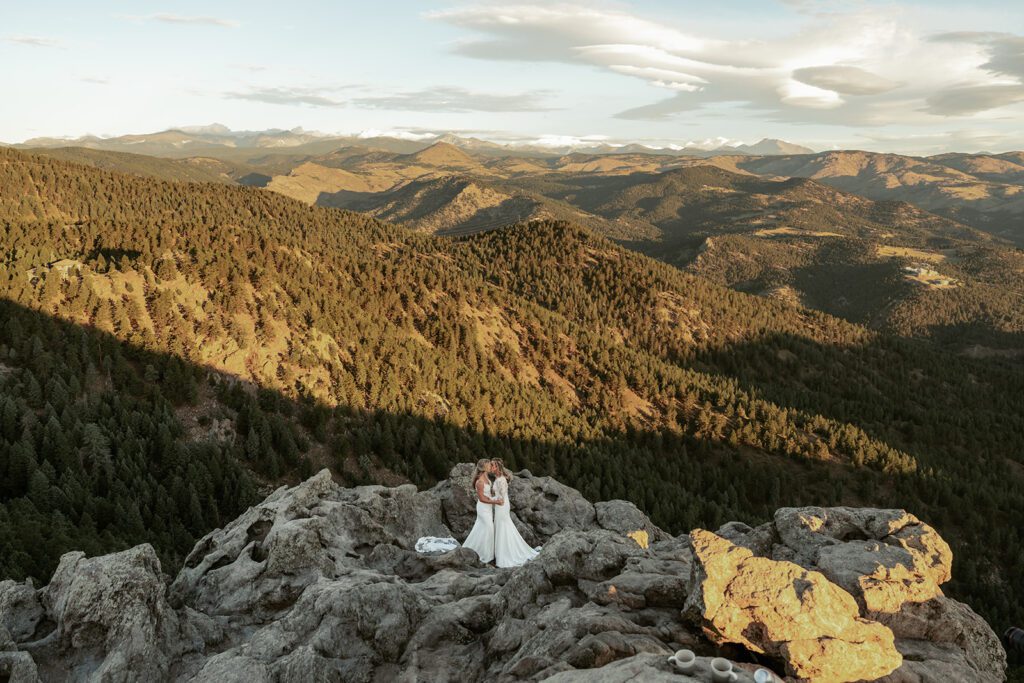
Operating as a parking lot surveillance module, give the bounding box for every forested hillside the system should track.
[1,148,1023,658]
[24,146,1024,353]
[29,147,240,185]
[506,167,1024,352]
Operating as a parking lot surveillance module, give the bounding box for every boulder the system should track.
[773,507,952,613]
[595,500,671,543]
[0,621,39,682]
[715,521,777,556]
[434,462,481,538]
[686,529,902,682]
[587,550,692,610]
[874,598,1008,682]
[0,581,44,644]
[878,635,1005,683]
[169,469,451,618]
[34,544,185,682]
[771,506,1005,682]
[503,469,599,540]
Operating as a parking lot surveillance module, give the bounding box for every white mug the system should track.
[754,669,777,683]
[667,648,697,674]
[711,657,738,683]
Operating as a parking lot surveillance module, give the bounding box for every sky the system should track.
[2,0,1023,154]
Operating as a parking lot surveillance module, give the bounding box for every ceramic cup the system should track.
[667,648,697,674]
[711,657,738,682]
[754,669,776,683]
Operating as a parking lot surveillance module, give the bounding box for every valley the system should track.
[1,149,1023,654]
[26,132,1024,356]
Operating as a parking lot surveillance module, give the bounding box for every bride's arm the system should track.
[475,477,503,504]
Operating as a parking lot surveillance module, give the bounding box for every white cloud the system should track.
[223,84,556,113]
[779,80,844,108]
[792,66,901,96]
[154,13,238,27]
[932,32,1024,79]
[4,35,59,47]
[224,86,346,108]
[430,3,1024,127]
[357,128,438,141]
[352,86,556,113]
[925,84,1024,116]
[529,133,610,148]
[118,13,239,28]
[854,127,1021,154]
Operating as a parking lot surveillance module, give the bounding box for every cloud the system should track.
[356,129,439,141]
[4,35,59,47]
[528,133,609,148]
[615,95,701,121]
[118,13,238,28]
[854,127,1020,154]
[430,4,1024,126]
[352,86,555,112]
[792,66,901,96]
[931,31,1024,79]
[224,86,346,107]
[222,84,553,113]
[922,32,1024,115]
[925,84,1024,115]
[153,13,238,27]
[606,65,707,92]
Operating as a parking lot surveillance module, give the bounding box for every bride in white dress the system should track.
[490,460,540,568]
[462,459,504,563]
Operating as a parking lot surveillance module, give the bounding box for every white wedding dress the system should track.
[462,479,495,563]
[492,476,539,568]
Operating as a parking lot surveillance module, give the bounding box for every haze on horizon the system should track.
[3,0,1023,155]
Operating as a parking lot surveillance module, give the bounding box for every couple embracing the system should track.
[463,459,539,568]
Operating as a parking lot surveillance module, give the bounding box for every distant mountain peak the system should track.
[177,123,232,135]
[717,138,815,155]
[405,141,477,166]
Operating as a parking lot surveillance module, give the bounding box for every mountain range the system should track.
[1,146,1023,677]
[11,125,815,158]
[21,136,1024,356]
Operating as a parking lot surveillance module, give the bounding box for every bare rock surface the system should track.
[686,529,901,683]
[770,507,1005,682]
[0,580,44,644]
[541,652,767,682]
[0,467,1006,682]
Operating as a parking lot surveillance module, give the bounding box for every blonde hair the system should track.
[490,458,512,480]
[472,459,491,490]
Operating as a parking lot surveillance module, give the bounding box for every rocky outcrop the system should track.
[686,529,901,682]
[718,507,1006,682]
[0,468,1006,682]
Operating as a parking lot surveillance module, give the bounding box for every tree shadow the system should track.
[0,295,1022,646]
[0,298,891,579]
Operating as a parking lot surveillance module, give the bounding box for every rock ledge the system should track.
[0,467,1006,682]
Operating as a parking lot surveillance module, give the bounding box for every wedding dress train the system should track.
[462,479,495,563]
[492,475,539,568]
